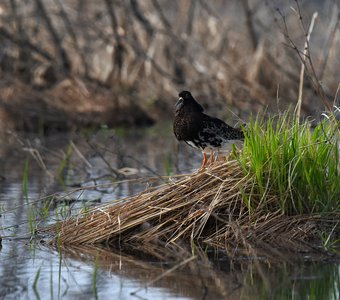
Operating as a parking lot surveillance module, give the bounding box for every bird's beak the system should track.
[175,97,184,112]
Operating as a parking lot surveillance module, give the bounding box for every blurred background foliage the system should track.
[0,0,338,132]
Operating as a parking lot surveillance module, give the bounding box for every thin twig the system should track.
[295,12,318,119]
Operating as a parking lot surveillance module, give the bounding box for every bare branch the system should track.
[241,0,258,51]
[0,26,53,61]
[186,0,198,36]
[53,0,89,76]
[34,0,71,73]
[130,0,154,37]
[277,5,332,112]
[103,0,125,82]
[151,0,172,30]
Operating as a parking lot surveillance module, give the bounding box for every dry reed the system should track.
[48,157,325,250]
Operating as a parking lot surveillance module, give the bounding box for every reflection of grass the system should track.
[23,158,37,237]
[273,262,340,300]
[242,260,340,300]
[32,266,41,300]
[53,243,340,300]
[50,262,53,300]
[93,255,99,300]
[23,158,29,201]
[58,250,62,300]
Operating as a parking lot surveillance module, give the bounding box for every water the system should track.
[0,127,339,299]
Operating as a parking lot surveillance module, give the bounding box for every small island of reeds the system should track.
[48,112,339,255]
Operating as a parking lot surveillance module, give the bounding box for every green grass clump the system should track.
[239,113,339,215]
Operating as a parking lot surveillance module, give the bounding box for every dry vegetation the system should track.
[0,0,338,131]
[48,158,333,252]
[46,112,339,254]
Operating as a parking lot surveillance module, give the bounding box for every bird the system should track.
[173,90,244,168]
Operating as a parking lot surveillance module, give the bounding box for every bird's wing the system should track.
[201,116,231,134]
[201,116,244,140]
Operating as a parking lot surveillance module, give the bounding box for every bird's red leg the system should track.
[207,149,214,165]
[209,149,215,164]
[201,152,207,169]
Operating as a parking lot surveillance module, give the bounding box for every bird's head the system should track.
[175,91,204,113]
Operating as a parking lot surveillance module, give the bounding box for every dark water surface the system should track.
[0,127,339,299]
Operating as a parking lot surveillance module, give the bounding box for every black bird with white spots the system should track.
[173,90,244,168]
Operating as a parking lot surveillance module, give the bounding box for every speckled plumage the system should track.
[173,91,244,154]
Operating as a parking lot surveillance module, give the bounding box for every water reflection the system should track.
[0,127,339,299]
[1,240,339,299]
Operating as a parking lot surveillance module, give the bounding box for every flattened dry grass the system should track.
[49,159,325,250]
[51,159,245,244]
